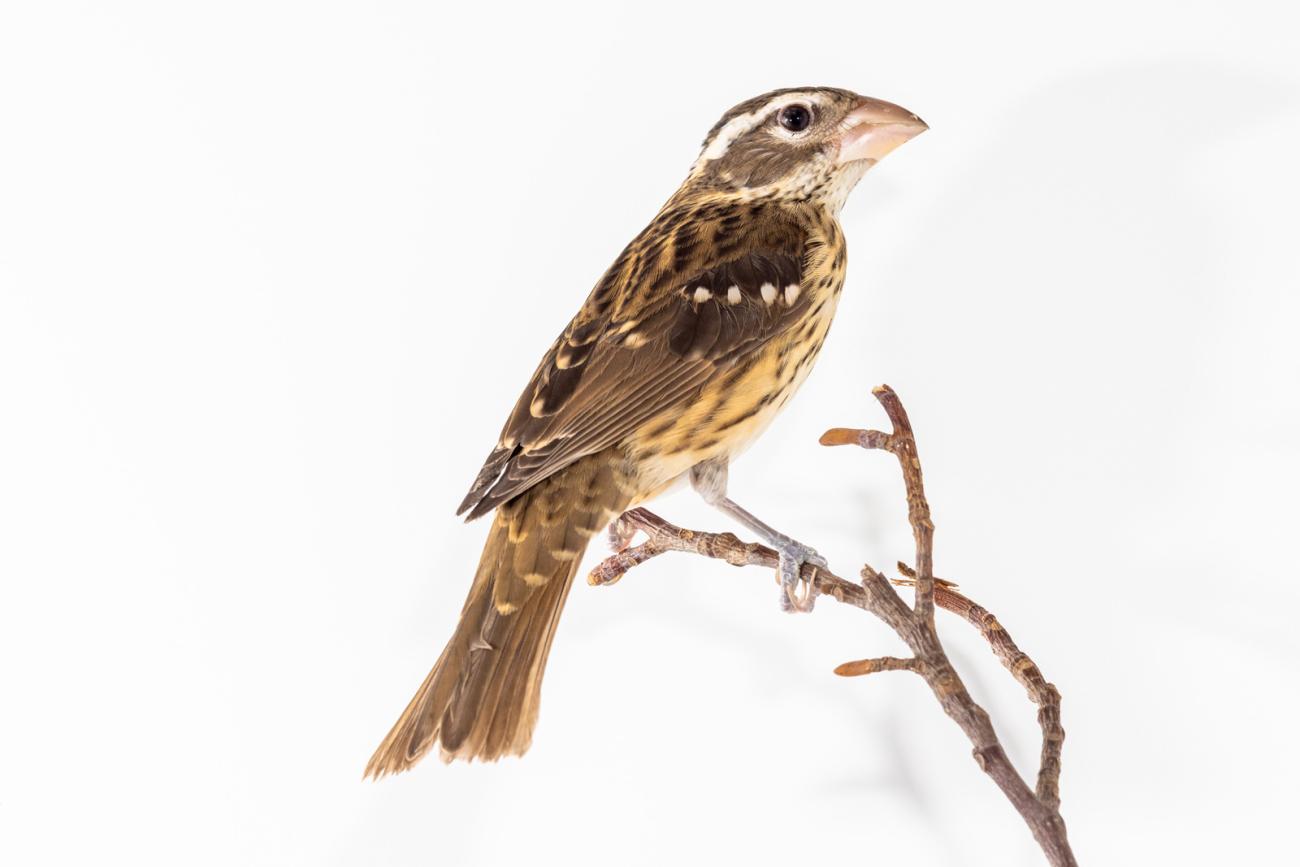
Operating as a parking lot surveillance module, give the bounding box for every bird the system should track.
[365,87,927,777]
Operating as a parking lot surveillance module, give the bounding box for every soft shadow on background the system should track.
[2,3,1297,867]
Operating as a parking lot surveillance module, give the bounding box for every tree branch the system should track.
[588,385,1076,867]
[894,564,1066,810]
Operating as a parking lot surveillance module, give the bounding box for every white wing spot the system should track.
[760,283,777,305]
[784,283,801,305]
[693,287,711,303]
[727,285,742,304]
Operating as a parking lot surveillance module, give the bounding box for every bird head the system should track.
[689,87,927,211]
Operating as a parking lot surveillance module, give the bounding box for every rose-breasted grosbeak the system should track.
[366,87,926,776]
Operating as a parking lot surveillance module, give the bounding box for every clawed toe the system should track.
[775,539,825,613]
[606,513,638,552]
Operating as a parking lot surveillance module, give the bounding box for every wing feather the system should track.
[458,205,812,519]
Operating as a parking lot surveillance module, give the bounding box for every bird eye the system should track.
[778,104,812,132]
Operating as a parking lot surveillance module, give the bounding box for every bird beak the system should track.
[835,97,928,166]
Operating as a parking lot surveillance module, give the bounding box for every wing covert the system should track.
[457,213,812,519]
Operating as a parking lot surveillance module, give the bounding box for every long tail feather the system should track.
[365,452,629,776]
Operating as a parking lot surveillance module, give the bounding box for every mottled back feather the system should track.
[457,197,820,520]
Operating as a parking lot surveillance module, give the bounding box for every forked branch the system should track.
[589,385,1076,867]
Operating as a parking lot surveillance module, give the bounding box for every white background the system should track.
[2,2,1297,865]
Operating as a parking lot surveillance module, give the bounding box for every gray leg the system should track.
[689,458,825,612]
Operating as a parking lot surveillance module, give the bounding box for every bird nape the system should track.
[365,87,927,778]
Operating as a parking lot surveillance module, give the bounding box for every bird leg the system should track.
[711,497,826,612]
[689,459,824,612]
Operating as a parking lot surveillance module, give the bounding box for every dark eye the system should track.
[778,104,812,132]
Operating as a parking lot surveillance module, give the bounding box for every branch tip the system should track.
[819,427,862,447]
[834,656,917,677]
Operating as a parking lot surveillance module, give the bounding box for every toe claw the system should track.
[607,513,637,552]
[775,539,823,613]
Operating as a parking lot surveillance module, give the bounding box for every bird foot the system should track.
[773,537,825,613]
[607,512,638,552]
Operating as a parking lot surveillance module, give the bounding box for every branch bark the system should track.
[589,385,1076,867]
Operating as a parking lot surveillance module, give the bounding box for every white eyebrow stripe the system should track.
[698,92,824,162]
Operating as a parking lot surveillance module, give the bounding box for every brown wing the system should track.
[457,208,812,520]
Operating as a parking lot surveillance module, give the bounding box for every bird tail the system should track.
[364,454,629,777]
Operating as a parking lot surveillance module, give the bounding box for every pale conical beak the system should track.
[835,97,928,166]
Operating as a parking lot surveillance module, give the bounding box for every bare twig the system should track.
[832,655,920,677]
[895,565,1065,809]
[822,387,935,626]
[588,385,1076,867]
